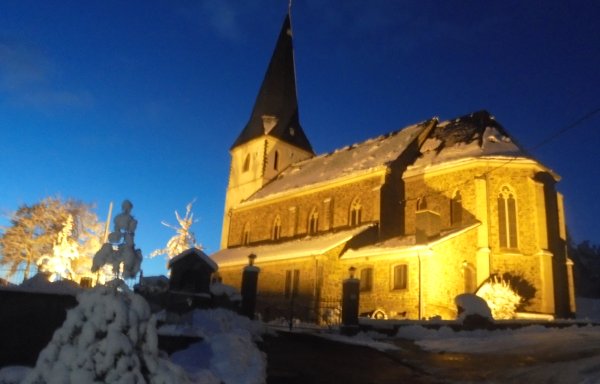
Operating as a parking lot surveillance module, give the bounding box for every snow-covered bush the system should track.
[476,276,522,319]
[455,293,493,321]
[23,279,188,384]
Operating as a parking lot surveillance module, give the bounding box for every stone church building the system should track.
[210,15,576,321]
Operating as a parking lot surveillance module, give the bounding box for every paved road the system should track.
[262,330,600,383]
[261,331,442,384]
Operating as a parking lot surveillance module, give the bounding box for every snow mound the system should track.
[455,293,493,321]
[0,366,32,384]
[210,282,242,301]
[168,308,267,384]
[23,279,188,384]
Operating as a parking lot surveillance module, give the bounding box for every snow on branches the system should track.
[23,280,188,384]
[150,201,202,261]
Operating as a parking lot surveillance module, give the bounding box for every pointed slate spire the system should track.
[231,15,314,153]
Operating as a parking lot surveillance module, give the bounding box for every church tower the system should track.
[221,14,314,248]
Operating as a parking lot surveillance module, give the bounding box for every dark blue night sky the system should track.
[1,1,599,276]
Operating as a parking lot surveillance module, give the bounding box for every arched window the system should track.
[242,223,250,245]
[308,208,319,235]
[242,154,250,173]
[417,196,427,211]
[451,190,462,226]
[498,186,518,249]
[273,150,279,171]
[272,215,281,240]
[349,198,362,227]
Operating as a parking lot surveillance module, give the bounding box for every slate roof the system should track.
[168,248,218,271]
[243,110,530,204]
[341,222,481,260]
[411,110,527,170]
[245,119,434,202]
[231,15,313,154]
[211,224,374,267]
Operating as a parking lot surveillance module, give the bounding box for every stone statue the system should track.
[92,200,142,279]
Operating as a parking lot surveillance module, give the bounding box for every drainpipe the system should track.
[418,250,422,320]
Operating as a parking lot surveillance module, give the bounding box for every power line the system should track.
[531,105,600,151]
[399,105,600,205]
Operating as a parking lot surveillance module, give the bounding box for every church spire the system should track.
[231,14,313,154]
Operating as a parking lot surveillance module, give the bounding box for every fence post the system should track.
[240,254,259,319]
[341,266,360,335]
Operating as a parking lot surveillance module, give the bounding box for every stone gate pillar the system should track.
[241,253,260,319]
[341,266,360,335]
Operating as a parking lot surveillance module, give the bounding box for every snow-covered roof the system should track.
[410,110,527,170]
[0,272,82,295]
[169,248,218,271]
[244,111,533,204]
[210,224,374,267]
[245,120,432,202]
[341,222,480,259]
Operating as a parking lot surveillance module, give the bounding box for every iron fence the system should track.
[258,296,342,327]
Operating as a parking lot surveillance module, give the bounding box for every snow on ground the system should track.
[318,331,401,352]
[0,366,31,384]
[165,308,267,384]
[396,324,600,355]
[0,283,267,384]
[317,323,600,383]
[395,324,600,383]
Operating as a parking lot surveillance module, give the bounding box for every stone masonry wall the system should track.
[217,244,348,323]
[227,175,383,247]
[422,229,480,319]
[404,162,555,314]
[340,255,421,319]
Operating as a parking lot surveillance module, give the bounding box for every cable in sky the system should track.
[530,105,600,151]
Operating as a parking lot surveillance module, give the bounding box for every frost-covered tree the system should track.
[150,201,202,260]
[36,214,79,280]
[0,197,103,282]
[476,276,523,319]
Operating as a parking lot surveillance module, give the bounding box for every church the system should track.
[210,14,576,321]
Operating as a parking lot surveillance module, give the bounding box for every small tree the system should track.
[0,197,103,282]
[476,276,523,319]
[150,201,202,261]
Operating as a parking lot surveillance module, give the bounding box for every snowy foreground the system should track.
[1,291,599,383]
[317,321,600,383]
[0,281,266,384]
[395,324,600,383]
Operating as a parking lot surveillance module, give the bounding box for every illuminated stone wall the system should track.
[218,157,572,320]
[217,244,347,322]
[221,137,313,248]
[226,173,384,247]
[402,159,568,316]
[341,255,421,319]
